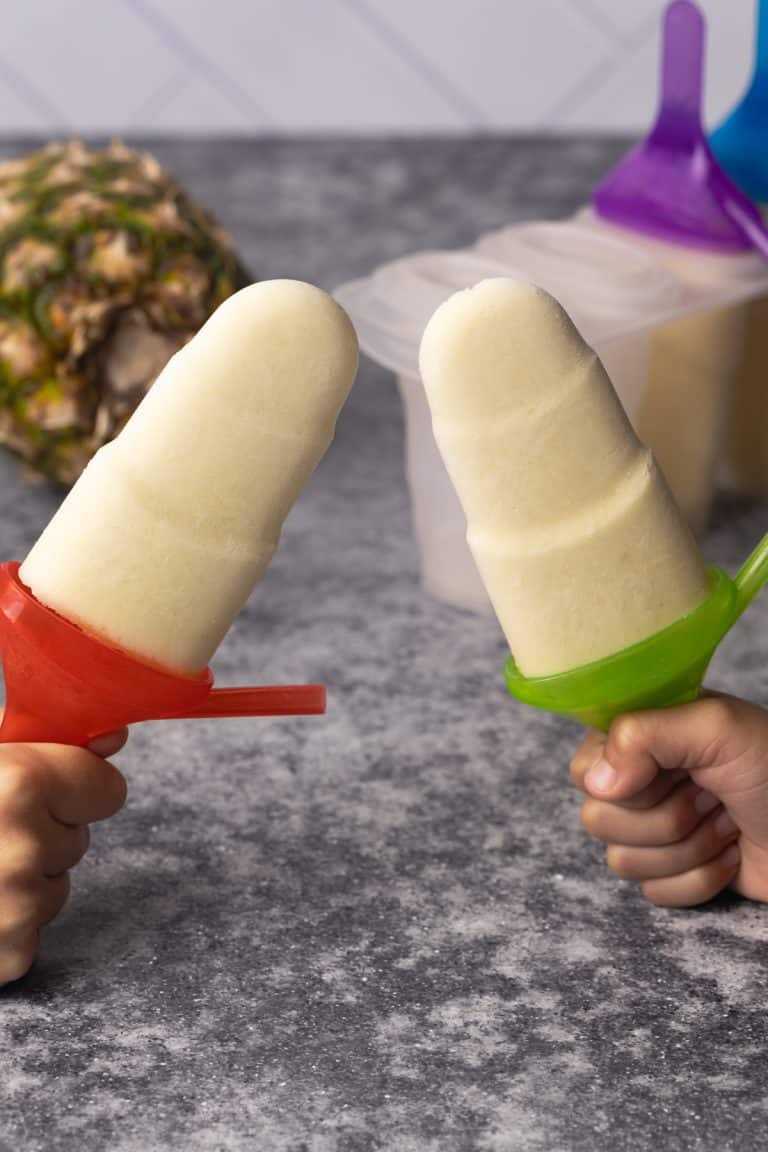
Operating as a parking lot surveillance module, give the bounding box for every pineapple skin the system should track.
[0,139,250,485]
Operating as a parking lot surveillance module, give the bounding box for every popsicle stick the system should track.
[733,534,768,620]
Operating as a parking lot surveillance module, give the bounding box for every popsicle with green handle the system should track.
[419,279,767,731]
[506,536,768,732]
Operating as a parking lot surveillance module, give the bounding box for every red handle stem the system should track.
[163,685,327,720]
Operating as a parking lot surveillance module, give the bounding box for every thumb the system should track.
[583,696,751,802]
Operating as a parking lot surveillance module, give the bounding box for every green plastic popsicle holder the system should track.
[505,535,768,732]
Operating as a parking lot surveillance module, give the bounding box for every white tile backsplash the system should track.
[0,0,756,134]
[363,0,610,128]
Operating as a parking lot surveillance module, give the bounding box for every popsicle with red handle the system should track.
[1,279,358,745]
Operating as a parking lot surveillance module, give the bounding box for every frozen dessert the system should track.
[629,240,749,532]
[723,295,768,495]
[20,279,359,674]
[419,279,710,677]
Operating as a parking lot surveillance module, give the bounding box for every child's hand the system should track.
[570,696,768,907]
[0,725,127,984]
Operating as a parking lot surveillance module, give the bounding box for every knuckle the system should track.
[57,872,71,910]
[605,844,632,878]
[569,758,586,788]
[0,758,42,814]
[41,874,70,927]
[688,872,727,907]
[47,876,69,919]
[696,698,741,763]
[0,935,38,984]
[713,846,740,881]
[78,824,91,858]
[0,892,40,937]
[701,815,726,854]
[1,838,46,881]
[611,714,645,755]
[110,769,128,812]
[95,762,127,815]
[579,799,602,836]
[632,790,662,812]
[640,880,672,907]
[568,737,598,774]
[702,695,739,730]
[661,798,695,843]
[0,926,37,981]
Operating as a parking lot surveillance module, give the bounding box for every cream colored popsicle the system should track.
[419,279,710,678]
[20,279,359,674]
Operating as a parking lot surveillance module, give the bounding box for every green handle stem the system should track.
[733,533,768,620]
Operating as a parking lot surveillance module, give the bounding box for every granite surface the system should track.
[1,138,768,1152]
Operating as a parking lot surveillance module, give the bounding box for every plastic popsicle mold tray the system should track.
[335,221,768,398]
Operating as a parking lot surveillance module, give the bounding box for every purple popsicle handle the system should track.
[652,0,704,143]
[594,0,768,256]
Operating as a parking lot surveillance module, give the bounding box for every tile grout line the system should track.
[338,0,488,129]
[126,71,191,128]
[569,0,629,44]
[538,9,661,129]
[0,51,70,132]
[120,0,273,128]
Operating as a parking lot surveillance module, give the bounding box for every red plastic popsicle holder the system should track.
[0,562,326,746]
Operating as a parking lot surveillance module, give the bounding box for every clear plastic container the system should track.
[337,213,768,614]
[722,283,768,495]
[337,1,768,615]
[585,1,768,528]
[397,368,490,612]
[341,215,764,612]
[577,209,762,532]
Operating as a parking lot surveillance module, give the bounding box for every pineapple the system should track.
[0,139,249,485]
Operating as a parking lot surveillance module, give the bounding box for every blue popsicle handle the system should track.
[757,0,768,78]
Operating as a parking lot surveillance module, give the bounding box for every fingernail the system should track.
[585,759,616,794]
[715,810,738,839]
[722,843,740,870]
[694,789,720,816]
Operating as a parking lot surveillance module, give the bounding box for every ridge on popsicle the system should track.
[0,279,359,746]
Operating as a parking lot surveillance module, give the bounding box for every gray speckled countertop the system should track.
[1,138,768,1152]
